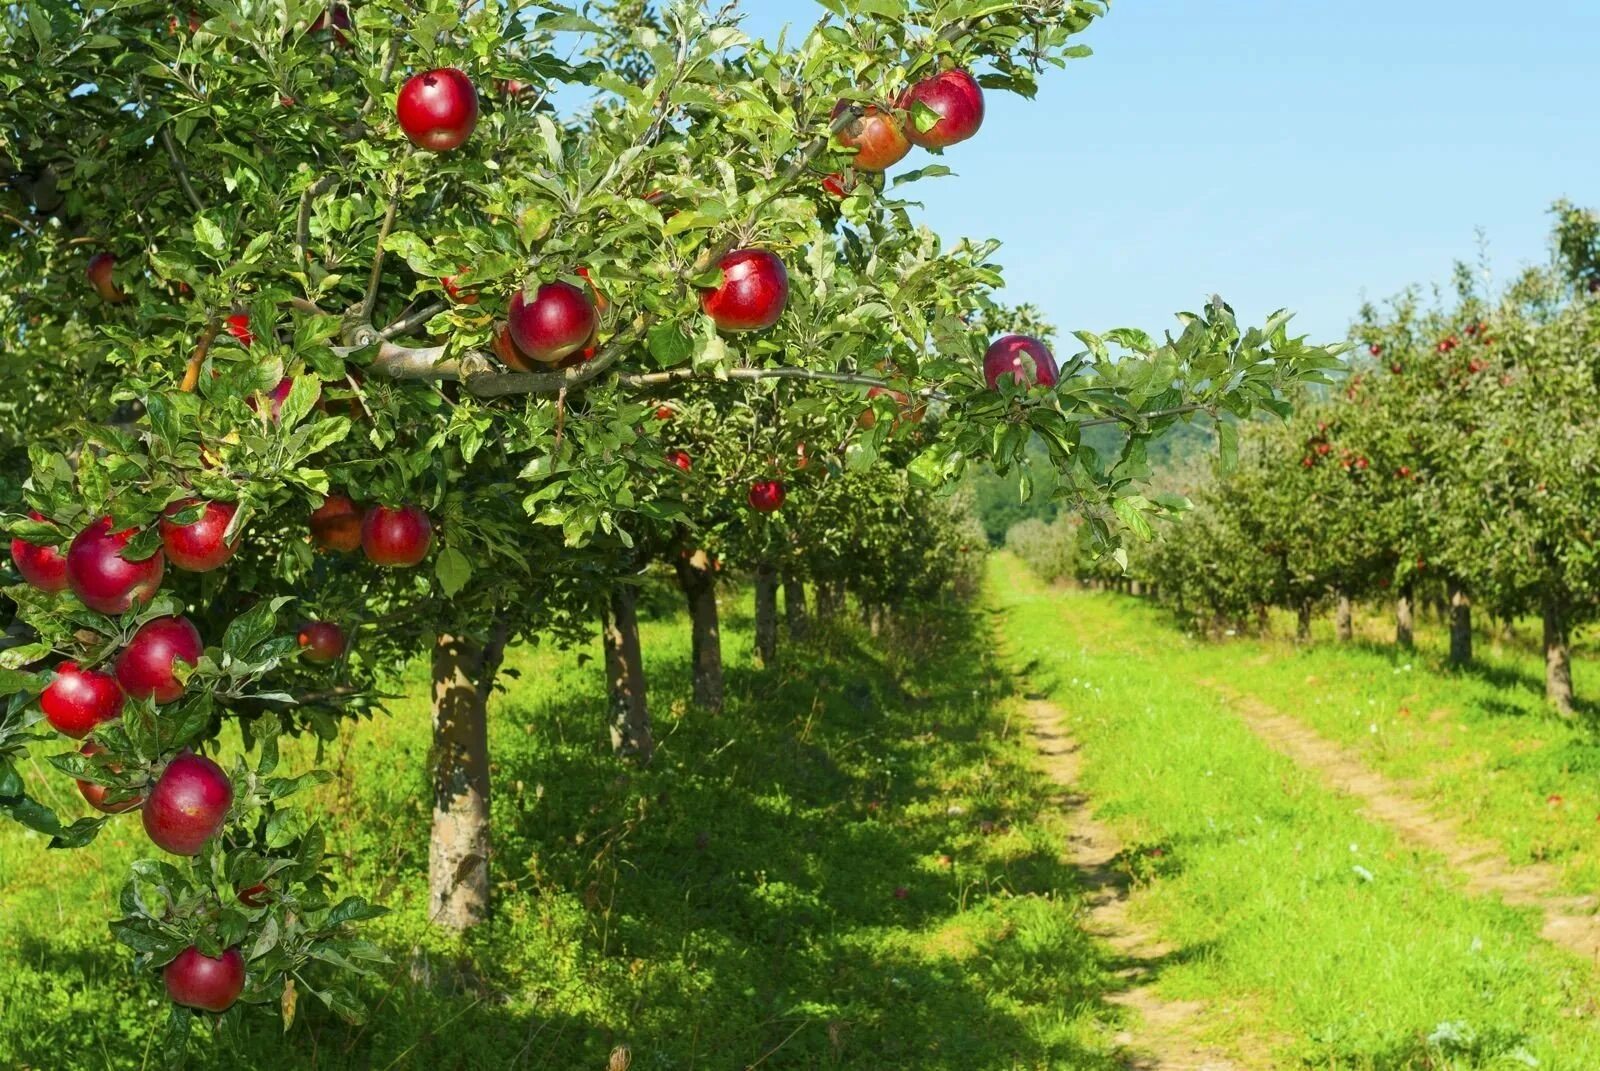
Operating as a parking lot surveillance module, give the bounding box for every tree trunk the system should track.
[1129,579,1143,597]
[1254,603,1270,634]
[1395,584,1415,650]
[1447,579,1472,667]
[675,550,723,713]
[754,563,779,666]
[429,620,506,932]
[1543,588,1575,717]
[783,573,808,638]
[1295,598,1312,643]
[602,585,654,763]
[1335,591,1353,642]
[814,580,837,617]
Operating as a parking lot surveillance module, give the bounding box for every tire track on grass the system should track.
[1200,679,1600,962]
[1024,698,1266,1071]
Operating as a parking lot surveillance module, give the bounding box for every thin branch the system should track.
[179,320,221,393]
[360,185,402,322]
[285,296,329,316]
[1078,403,1209,430]
[380,301,446,340]
[358,36,402,118]
[617,366,953,402]
[160,126,207,215]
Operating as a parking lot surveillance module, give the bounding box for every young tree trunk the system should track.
[1395,584,1415,650]
[1295,598,1312,643]
[783,573,808,638]
[754,563,779,666]
[674,551,723,713]
[1335,591,1354,642]
[814,580,837,617]
[1254,603,1270,634]
[429,620,506,932]
[1447,578,1472,667]
[601,585,654,763]
[1129,579,1143,597]
[1543,588,1575,717]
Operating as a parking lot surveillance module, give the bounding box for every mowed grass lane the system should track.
[1,585,1125,1071]
[992,556,1600,1069]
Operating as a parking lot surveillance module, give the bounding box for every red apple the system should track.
[491,322,535,372]
[41,662,124,738]
[76,741,142,814]
[86,252,126,303]
[224,313,253,347]
[507,281,596,364]
[983,334,1059,390]
[821,172,853,199]
[361,504,433,567]
[115,616,203,704]
[164,946,246,1013]
[143,752,232,856]
[654,405,674,421]
[247,376,294,421]
[66,518,165,615]
[832,101,911,171]
[441,268,479,305]
[159,499,239,573]
[747,479,786,513]
[397,68,478,152]
[667,450,692,473]
[297,621,346,664]
[859,386,924,429]
[701,249,788,333]
[899,68,984,149]
[10,511,69,592]
[310,494,364,553]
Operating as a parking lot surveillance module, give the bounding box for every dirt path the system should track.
[1024,699,1267,1071]
[1201,680,1600,962]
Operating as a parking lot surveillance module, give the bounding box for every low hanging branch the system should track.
[343,104,869,395]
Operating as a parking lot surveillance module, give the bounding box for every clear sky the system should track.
[735,1,1600,347]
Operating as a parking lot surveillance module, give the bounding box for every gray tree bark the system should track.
[1395,583,1415,650]
[1543,588,1575,717]
[1448,578,1473,667]
[602,585,654,762]
[754,563,779,666]
[1335,591,1354,642]
[674,550,723,712]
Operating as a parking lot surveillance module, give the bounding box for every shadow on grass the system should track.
[111,598,1178,1070]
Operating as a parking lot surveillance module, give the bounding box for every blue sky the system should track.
[734,1,1600,347]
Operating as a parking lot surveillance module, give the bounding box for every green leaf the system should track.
[193,215,228,258]
[435,546,472,597]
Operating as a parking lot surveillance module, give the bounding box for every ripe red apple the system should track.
[224,313,253,347]
[899,68,984,150]
[441,268,479,304]
[397,68,479,152]
[983,334,1059,390]
[1369,343,1382,357]
[361,504,433,567]
[667,450,692,473]
[159,499,238,573]
[747,479,786,513]
[310,493,364,552]
[76,741,142,814]
[701,249,788,333]
[491,322,535,372]
[832,101,911,171]
[654,405,674,421]
[143,752,232,856]
[246,376,294,421]
[115,616,203,704]
[86,252,126,303]
[821,172,853,199]
[507,281,596,363]
[297,621,346,664]
[41,662,124,738]
[10,511,69,591]
[66,518,165,615]
[164,946,246,1013]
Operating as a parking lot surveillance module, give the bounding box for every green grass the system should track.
[0,582,1128,1070]
[993,557,1600,1068]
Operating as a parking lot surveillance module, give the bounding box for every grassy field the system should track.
[994,558,1600,1068]
[1,581,1128,1070]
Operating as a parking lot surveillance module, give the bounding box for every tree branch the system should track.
[380,301,447,340]
[160,126,207,215]
[179,319,221,393]
[360,186,402,322]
